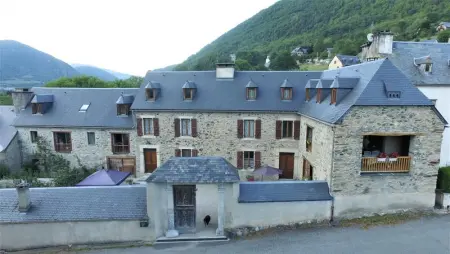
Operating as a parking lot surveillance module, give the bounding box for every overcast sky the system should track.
[0,0,277,76]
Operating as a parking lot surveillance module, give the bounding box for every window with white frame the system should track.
[181,149,192,157]
[282,121,293,138]
[243,151,255,169]
[181,118,192,136]
[143,118,154,135]
[243,120,255,138]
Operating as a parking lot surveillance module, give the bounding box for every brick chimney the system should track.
[11,88,34,115]
[16,182,31,212]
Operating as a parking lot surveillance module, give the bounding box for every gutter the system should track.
[329,126,336,224]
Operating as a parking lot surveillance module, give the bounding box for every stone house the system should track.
[328,54,360,70]
[436,22,450,32]
[360,32,450,166]
[0,105,21,172]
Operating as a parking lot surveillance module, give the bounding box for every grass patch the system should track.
[0,94,13,105]
[299,64,328,71]
[339,211,435,229]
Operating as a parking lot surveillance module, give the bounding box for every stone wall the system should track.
[2,133,22,172]
[135,112,301,179]
[332,106,444,218]
[0,220,154,251]
[16,127,137,170]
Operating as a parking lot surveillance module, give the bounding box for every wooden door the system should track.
[173,185,196,233]
[303,159,313,180]
[279,153,295,179]
[107,157,136,176]
[144,149,157,173]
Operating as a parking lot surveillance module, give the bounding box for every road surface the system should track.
[82,216,450,254]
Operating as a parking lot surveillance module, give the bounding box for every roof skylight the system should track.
[79,104,90,112]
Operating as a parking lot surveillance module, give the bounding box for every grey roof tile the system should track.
[238,181,332,203]
[146,157,240,183]
[0,106,17,152]
[330,77,360,89]
[336,55,360,66]
[0,186,147,223]
[116,94,135,104]
[182,81,197,89]
[280,79,294,88]
[145,81,161,89]
[246,80,258,88]
[31,94,54,103]
[13,88,138,128]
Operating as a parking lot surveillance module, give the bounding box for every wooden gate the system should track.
[173,185,196,233]
[107,156,136,176]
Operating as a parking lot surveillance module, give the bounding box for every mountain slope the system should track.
[104,69,132,80]
[176,0,450,70]
[153,64,178,72]
[72,65,118,81]
[0,40,79,86]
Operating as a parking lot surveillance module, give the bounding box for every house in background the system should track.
[326,48,334,58]
[360,31,450,166]
[328,54,360,70]
[291,46,313,56]
[12,88,139,175]
[436,22,450,32]
[0,105,21,172]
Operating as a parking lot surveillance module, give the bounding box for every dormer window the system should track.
[305,88,310,101]
[330,88,337,104]
[145,81,160,101]
[117,104,130,115]
[425,63,432,73]
[280,79,293,101]
[246,80,258,100]
[116,94,134,116]
[414,56,433,73]
[31,103,43,114]
[182,81,196,101]
[30,94,54,115]
[316,88,322,103]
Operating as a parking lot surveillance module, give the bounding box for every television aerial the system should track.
[367,33,374,42]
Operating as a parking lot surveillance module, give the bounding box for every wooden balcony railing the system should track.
[361,156,411,173]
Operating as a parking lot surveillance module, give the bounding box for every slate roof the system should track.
[388,41,450,85]
[238,181,333,203]
[439,22,450,28]
[336,55,360,66]
[299,59,445,124]
[0,185,147,223]
[0,106,17,152]
[146,156,240,183]
[13,88,138,128]
[131,71,322,112]
[76,170,131,186]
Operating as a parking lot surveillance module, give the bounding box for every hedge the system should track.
[437,167,450,193]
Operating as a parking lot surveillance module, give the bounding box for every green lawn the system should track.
[0,94,13,105]
[300,64,329,71]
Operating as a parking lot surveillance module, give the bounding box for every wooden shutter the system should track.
[294,120,300,140]
[110,133,114,153]
[275,120,282,139]
[192,149,198,157]
[175,149,181,157]
[237,120,243,138]
[237,151,243,169]
[191,119,198,137]
[254,151,261,169]
[137,118,143,136]
[68,133,73,152]
[153,118,160,136]
[255,119,261,139]
[32,103,37,114]
[174,118,180,137]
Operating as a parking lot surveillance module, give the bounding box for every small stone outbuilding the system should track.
[146,156,240,239]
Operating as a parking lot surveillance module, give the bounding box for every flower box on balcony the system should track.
[377,158,387,162]
[389,158,398,162]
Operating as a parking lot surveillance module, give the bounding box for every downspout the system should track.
[329,126,336,224]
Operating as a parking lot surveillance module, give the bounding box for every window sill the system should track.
[55,151,72,154]
[142,135,157,138]
[241,137,256,140]
[280,137,294,140]
[112,152,131,155]
[178,136,194,139]
[360,172,410,176]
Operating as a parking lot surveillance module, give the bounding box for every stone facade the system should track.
[331,106,444,218]
[0,133,22,172]
[16,127,137,171]
[135,112,303,179]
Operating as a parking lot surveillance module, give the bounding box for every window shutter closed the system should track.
[191,119,198,137]
[275,120,282,139]
[192,149,198,157]
[255,151,261,169]
[110,134,114,153]
[237,151,243,169]
[175,149,181,157]
[294,120,300,140]
[237,120,243,138]
[153,118,160,136]
[255,119,261,139]
[174,119,180,137]
[137,118,143,136]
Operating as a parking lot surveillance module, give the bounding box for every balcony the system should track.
[361,156,411,173]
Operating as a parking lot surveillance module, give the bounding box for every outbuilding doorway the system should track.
[173,185,196,233]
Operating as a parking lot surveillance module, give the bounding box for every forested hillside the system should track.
[175,0,450,71]
[72,65,118,81]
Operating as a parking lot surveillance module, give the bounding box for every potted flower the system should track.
[377,152,387,162]
[246,175,255,181]
[389,152,399,162]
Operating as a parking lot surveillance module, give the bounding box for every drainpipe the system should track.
[329,126,336,224]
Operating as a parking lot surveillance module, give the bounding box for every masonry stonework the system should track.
[16,127,137,170]
[298,116,334,182]
[135,112,302,179]
[332,106,444,218]
[1,134,22,172]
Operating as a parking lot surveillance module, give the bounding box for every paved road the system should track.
[82,216,450,254]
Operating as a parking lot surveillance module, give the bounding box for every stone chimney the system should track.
[16,182,31,212]
[11,88,34,115]
[216,63,235,79]
[374,31,394,55]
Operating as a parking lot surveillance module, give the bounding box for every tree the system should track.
[270,51,298,71]
[235,59,254,71]
[437,30,450,43]
[45,76,143,88]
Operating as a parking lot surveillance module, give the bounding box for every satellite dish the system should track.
[367,33,374,42]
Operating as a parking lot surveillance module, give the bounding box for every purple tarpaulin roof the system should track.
[76,170,131,186]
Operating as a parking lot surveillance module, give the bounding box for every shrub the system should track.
[0,164,10,179]
[436,167,450,193]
